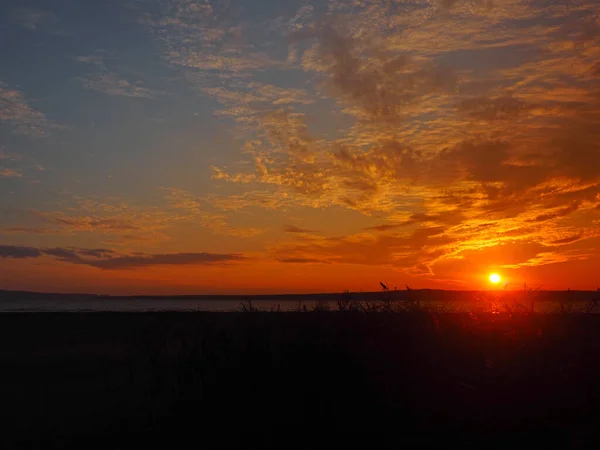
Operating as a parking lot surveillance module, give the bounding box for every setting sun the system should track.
[489,273,502,284]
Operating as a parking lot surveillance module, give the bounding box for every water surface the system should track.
[1,290,598,313]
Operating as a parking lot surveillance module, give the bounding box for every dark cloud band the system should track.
[0,245,245,270]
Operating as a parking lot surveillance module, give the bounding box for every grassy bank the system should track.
[1,312,600,448]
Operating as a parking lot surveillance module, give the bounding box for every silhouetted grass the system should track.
[2,305,600,449]
[293,287,600,315]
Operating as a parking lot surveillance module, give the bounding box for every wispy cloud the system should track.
[0,81,57,137]
[25,194,183,244]
[278,257,328,264]
[283,225,317,234]
[11,8,59,32]
[1,227,59,235]
[78,74,157,98]
[163,188,265,237]
[0,169,22,178]
[0,148,45,180]
[140,1,284,80]
[75,55,159,98]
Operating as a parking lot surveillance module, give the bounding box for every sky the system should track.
[1,0,599,294]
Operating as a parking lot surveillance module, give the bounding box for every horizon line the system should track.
[1,288,598,299]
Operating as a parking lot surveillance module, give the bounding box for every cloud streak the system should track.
[0,168,22,178]
[12,8,59,32]
[0,244,245,270]
[283,225,317,234]
[0,81,56,137]
[76,55,158,98]
[0,245,42,259]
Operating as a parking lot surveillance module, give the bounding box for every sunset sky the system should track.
[1,0,599,294]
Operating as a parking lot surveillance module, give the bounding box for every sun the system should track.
[489,273,502,284]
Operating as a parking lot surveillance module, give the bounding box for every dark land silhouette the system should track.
[2,294,600,448]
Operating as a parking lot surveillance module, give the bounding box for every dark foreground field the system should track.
[2,312,600,449]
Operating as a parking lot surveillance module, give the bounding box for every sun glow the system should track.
[489,273,502,284]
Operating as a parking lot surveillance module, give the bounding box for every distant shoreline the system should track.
[1,288,598,300]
